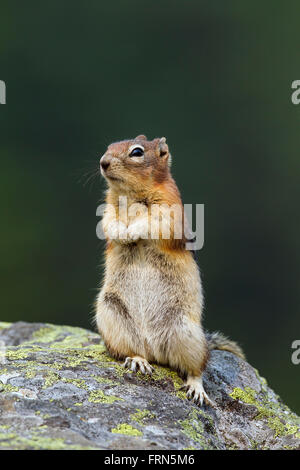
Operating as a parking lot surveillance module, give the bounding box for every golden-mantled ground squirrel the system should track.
[95,135,244,406]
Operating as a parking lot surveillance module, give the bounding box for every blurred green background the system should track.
[0,1,299,413]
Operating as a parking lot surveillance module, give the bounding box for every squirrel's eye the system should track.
[130,147,144,157]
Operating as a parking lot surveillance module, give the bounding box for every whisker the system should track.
[72,160,102,193]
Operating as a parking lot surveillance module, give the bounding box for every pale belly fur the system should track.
[96,245,203,365]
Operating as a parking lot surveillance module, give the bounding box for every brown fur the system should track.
[95,135,244,406]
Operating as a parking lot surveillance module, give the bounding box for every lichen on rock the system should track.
[0,321,298,450]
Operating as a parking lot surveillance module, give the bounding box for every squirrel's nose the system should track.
[100,156,110,171]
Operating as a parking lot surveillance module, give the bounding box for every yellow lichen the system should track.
[88,390,123,404]
[230,387,300,439]
[130,409,156,425]
[5,349,30,361]
[111,423,142,437]
[92,375,119,386]
[267,417,298,438]
[42,371,60,389]
[178,408,207,448]
[0,383,19,393]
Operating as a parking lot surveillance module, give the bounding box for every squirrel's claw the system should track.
[123,356,154,375]
[183,377,215,408]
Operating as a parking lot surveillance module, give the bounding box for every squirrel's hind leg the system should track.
[181,375,215,407]
[123,356,154,375]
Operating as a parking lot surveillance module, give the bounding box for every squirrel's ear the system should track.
[135,134,147,141]
[159,137,168,156]
[159,137,171,166]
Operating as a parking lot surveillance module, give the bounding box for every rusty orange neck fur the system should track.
[105,174,190,254]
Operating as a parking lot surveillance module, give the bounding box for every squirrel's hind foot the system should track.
[181,376,215,408]
[123,356,154,375]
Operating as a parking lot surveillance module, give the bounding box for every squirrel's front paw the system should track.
[127,220,149,241]
[123,356,154,375]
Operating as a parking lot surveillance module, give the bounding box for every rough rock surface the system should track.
[0,321,299,450]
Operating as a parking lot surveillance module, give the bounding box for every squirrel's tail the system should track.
[205,331,245,360]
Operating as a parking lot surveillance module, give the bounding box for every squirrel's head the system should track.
[100,135,172,192]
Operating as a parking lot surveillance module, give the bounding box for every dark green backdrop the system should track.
[0,1,299,413]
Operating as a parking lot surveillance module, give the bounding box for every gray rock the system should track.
[0,321,298,450]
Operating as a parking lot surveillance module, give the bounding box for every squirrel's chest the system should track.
[106,248,176,317]
[117,262,170,314]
